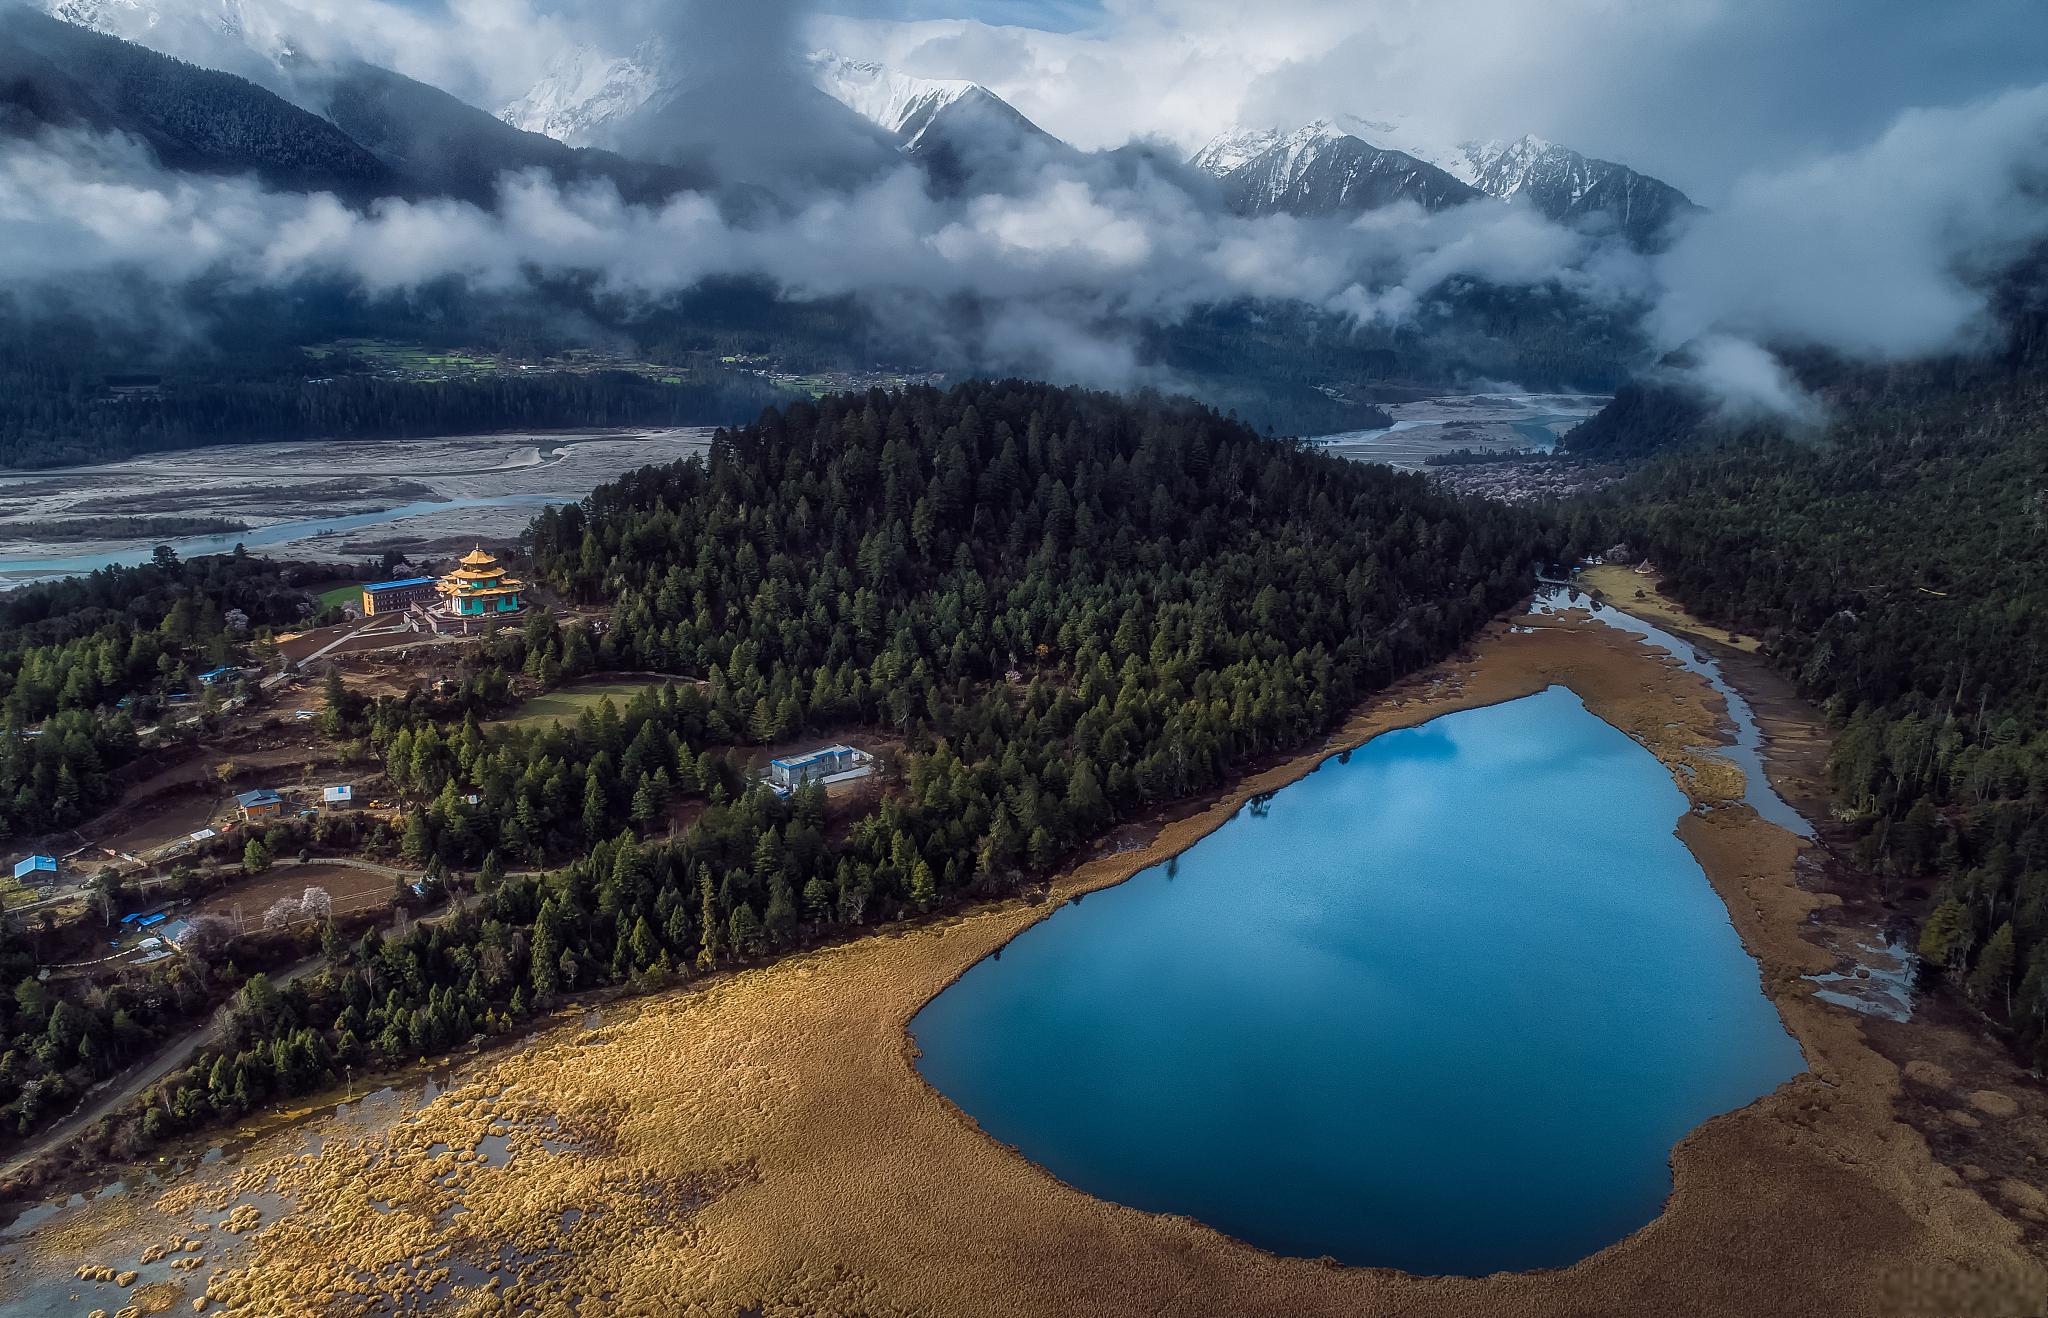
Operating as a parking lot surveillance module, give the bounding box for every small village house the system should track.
[322,785,355,809]
[12,854,58,884]
[236,788,285,821]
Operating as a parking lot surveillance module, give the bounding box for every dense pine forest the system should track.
[1573,307,2048,1061]
[2,381,1558,1158]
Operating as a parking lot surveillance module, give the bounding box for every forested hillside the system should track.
[0,331,787,468]
[20,382,1557,1156]
[0,7,396,198]
[0,550,313,843]
[1575,306,2048,1061]
[305,60,712,207]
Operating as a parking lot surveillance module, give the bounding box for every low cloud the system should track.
[1667,336,1822,424]
[0,123,1639,389]
[1647,83,2048,411]
[1653,84,2048,359]
[7,1,2048,416]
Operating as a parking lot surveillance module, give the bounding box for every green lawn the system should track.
[316,583,364,610]
[497,679,677,731]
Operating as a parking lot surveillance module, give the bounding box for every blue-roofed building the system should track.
[13,854,57,882]
[361,576,439,616]
[766,745,873,794]
[196,667,243,687]
[236,787,285,820]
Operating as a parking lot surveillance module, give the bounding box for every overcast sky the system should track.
[299,0,2048,204]
[808,0,2048,203]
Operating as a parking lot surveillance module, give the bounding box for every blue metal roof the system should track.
[236,788,283,807]
[364,577,437,592]
[137,913,167,927]
[771,746,857,771]
[12,855,56,879]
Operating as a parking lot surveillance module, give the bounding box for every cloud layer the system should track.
[1652,84,2048,360]
[0,125,1638,387]
[7,0,2047,413]
[819,0,2048,206]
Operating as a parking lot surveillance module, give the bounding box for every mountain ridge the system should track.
[1194,116,1696,247]
[0,6,397,199]
[1214,120,1482,217]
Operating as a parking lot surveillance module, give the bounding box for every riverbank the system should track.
[7,600,2042,1316]
[0,428,714,588]
[1580,563,1763,653]
[1311,393,1610,470]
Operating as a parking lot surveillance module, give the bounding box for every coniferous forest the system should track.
[0,382,1557,1156]
[0,551,320,843]
[0,347,787,469]
[1570,304,2048,1062]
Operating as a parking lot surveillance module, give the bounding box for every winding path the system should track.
[0,955,324,1186]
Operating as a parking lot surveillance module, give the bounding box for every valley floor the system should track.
[5,597,2044,1317]
[0,428,715,588]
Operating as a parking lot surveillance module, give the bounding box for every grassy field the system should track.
[496,678,677,731]
[315,583,364,611]
[308,339,691,384]
[1580,564,1762,653]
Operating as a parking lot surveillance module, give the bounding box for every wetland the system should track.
[1,598,2040,1317]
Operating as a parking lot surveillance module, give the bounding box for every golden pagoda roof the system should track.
[438,577,525,595]
[445,567,508,582]
[459,547,500,567]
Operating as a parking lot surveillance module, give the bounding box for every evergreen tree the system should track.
[1970,922,2018,1015]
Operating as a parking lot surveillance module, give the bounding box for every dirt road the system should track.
[0,955,324,1186]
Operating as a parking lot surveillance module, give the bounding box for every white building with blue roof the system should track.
[765,745,875,795]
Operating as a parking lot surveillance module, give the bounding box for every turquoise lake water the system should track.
[911,686,1805,1276]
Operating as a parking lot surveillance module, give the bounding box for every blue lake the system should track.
[911,686,1804,1276]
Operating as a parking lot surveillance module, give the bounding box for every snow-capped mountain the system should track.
[807,53,980,150]
[51,0,232,34]
[1195,116,1695,247]
[1189,127,1282,179]
[1211,120,1480,218]
[502,44,1065,194]
[40,0,295,55]
[500,39,898,190]
[806,52,1069,191]
[1432,135,1696,247]
[500,42,674,148]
